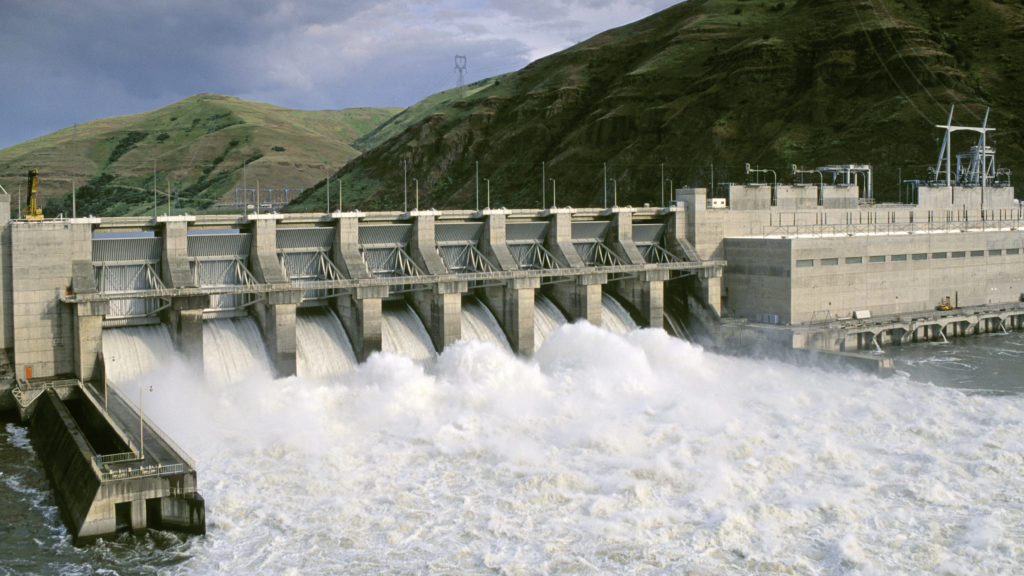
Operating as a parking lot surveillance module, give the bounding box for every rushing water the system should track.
[382,301,436,362]
[296,308,359,380]
[2,320,1024,574]
[461,297,511,351]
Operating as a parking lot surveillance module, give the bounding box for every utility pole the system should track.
[542,162,546,208]
[660,163,664,207]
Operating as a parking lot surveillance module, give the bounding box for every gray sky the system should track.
[1,0,679,149]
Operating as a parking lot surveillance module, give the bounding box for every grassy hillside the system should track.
[0,94,401,216]
[308,0,1024,211]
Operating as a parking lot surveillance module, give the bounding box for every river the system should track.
[2,327,1022,574]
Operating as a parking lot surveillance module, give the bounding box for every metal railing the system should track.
[763,217,1024,238]
[95,451,140,467]
[99,462,188,482]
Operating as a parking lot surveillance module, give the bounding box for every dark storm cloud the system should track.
[1,0,679,149]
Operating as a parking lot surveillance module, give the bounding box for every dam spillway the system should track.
[4,186,1024,544]
[5,205,714,384]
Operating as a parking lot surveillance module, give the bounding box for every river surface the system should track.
[2,327,1023,575]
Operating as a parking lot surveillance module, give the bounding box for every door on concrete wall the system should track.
[115,501,132,533]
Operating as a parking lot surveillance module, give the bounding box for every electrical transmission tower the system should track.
[455,55,467,97]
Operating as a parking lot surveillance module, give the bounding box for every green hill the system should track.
[300,0,1024,212]
[0,94,401,216]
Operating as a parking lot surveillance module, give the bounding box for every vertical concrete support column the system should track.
[337,286,386,362]
[248,213,299,377]
[549,275,605,326]
[478,209,518,270]
[70,260,107,382]
[613,269,669,329]
[158,216,206,363]
[480,277,539,354]
[408,211,448,275]
[608,208,645,264]
[331,213,385,362]
[544,208,605,325]
[544,208,584,268]
[699,269,723,318]
[411,281,467,353]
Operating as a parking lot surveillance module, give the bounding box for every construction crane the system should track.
[25,169,44,221]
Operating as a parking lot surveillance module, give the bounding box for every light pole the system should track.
[549,178,556,208]
[746,163,777,205]
[484,178,491,209]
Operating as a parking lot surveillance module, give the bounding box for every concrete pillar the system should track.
[259,295,297,378]
[157,216,208,364]
[335,286,386,362]
[332,213,371,280]
[613,270,669,329]
[331,214,383,362]
[70,260,106,382]
[699,269,723,318]
[478,210,518,270]
[608,208,645,264]
[549,276,605,326]
[172,306,205,365]
[480,277,540,354]
[158,216,196,289]
[73,302,107,382]
[411,281,466,352]
[544,208,585,268]
[408,211,448,275]
[248,214,300,377]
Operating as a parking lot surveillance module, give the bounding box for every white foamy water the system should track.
[381,302,436,361]
[203,317,274,385]
[601,292,638,334]
[296,308,358,380]
[106,323,1022,574]
[102,324,176,386]
[534,294,568,351]
[460,297,511,351]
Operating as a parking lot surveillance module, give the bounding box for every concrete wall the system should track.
[725,230,1024,324]
[11,220,95,379]
[722,238,793,323]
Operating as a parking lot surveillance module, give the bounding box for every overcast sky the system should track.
[1,0,680,149]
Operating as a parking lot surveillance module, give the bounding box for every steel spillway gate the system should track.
[571,221,623,266]
[505,221,560,270]
[187,233,258,315]
[357,223,423,278]
[275,227,343,304]
[632,222,681,264]
[92,237,169,324]
[435,222,496,273]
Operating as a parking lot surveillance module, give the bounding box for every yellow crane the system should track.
[25,169,44,221]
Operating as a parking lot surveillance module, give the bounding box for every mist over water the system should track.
[3,319,1024,574]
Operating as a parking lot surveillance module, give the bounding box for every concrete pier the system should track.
[22,380,203,543]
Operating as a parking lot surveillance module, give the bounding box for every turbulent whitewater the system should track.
[3,320,1024,574]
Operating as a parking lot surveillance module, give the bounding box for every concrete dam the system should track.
[0,193,722,542]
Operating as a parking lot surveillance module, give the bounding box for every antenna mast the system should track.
[455,55,467,97]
